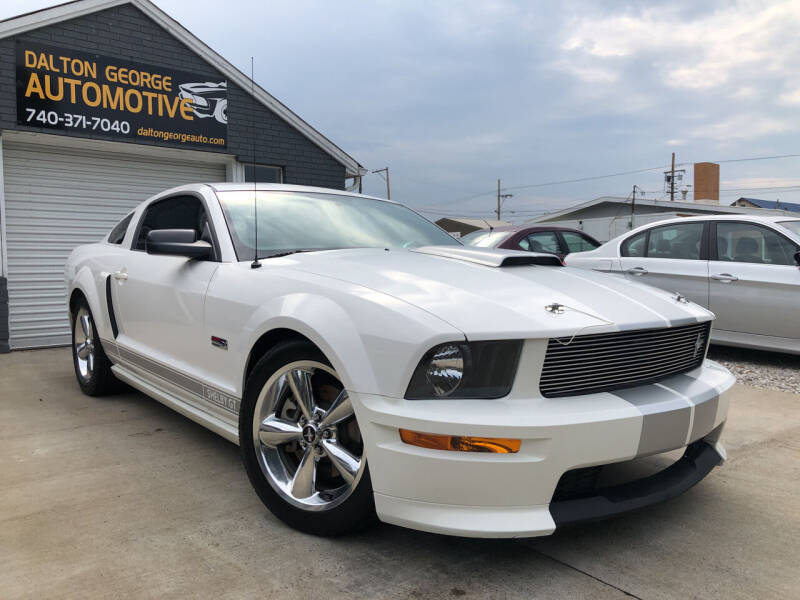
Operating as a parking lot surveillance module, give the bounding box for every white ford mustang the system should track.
[65,183,735,537]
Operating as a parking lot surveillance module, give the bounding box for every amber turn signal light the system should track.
[399,429,521,454]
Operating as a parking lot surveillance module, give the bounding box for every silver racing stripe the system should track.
[612,385,691,456]
[101,339,241,415]
[612,373,720,456]
[658,374,720,443]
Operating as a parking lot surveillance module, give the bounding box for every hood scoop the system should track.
[412,246,563,267]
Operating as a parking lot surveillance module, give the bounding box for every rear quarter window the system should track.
[621,231,646,257]
[108,213,133,245]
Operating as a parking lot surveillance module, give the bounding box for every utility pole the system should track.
[372,167,390,200]
[496,179,513,220]
[497,179,501,220]
[670,152,676,202]
[631,184,637,228]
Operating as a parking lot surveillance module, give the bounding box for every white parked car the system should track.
[566,215,800,355]
[65,184,734,538]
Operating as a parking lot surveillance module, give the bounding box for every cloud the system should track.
[778,89,800,105]
[559,1,800,91]
[691,114,794,142]
[3,0,800,219]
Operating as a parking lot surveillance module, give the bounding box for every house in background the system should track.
[731,198,800,212]
[528,163,799,242]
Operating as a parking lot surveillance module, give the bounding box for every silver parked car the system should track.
[566,215,800,354]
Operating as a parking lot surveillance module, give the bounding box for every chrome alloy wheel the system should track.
[253,360,365,511]
[73,307,95,382]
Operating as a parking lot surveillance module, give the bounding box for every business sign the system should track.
[16,43,227,148]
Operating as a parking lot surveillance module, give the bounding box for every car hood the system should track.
[281,246,712,340]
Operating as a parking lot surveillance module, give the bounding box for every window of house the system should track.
[243,163,283,183]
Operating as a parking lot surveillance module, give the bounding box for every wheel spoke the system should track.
[287,369,315,421]
[87,351,94,373]
[80,314,92,338]
[290,448,317,499]
[319,389,354,428]
[258,415,302,447]
[321,439,360,484]
[76,341,89,359]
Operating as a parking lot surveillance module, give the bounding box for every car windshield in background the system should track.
[778,220,800,237]
[460,230,512,247]
[217,191,460,260]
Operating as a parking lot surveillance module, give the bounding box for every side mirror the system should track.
[146,229,212,259]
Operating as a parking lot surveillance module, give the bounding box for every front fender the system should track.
[208,269,463,398]
[238,294,377,393]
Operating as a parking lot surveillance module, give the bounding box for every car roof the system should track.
[206,183,393,203]
[143,182,395,205]
[611,213,800,246]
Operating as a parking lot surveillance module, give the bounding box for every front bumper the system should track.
[354,352,734,538]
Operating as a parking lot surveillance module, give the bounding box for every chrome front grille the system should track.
[539,322,711,398]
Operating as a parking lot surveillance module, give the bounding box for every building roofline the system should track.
[0,0,366,178]
[530,195,799,223]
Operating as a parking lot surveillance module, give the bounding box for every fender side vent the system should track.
[105,275,119,338]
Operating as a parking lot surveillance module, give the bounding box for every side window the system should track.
[134,195,211,253]
[716,222,798,265]
[518,237,530,251]
[525,231,560,254]
[621,232,646,257]
[561,231,599,253]
[646,222,704,260]
[108,213,133,245]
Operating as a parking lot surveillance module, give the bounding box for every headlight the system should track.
[405,340,523,400]
[425,344,465,396]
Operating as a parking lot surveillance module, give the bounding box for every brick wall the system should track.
[0,3,347,188]
[0,3,352,351]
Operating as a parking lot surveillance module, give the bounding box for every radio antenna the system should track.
[250,55,261,269]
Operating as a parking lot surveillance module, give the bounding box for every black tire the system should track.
[70,297,119,396]
[239,339,377,536]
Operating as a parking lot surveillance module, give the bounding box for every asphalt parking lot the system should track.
[2,348,798,599]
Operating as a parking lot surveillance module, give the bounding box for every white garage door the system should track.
[2,141,227,349]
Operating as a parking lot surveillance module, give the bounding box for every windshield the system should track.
[217,190,460,260]
[460,230,512,247]
[778,220,800,238]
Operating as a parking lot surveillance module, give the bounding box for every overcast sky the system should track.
[4,0,800,221]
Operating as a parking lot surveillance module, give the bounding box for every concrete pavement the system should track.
[1,348,798,599]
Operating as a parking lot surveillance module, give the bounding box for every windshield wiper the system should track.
[261,249,318,259]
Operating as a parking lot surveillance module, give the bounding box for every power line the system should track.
[418,151,800,210]
[677,153,800,166]
[430,164,671,207]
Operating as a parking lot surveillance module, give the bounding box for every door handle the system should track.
[113,270,128,281]
[626,267,648,276]
[711,273,738,283]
